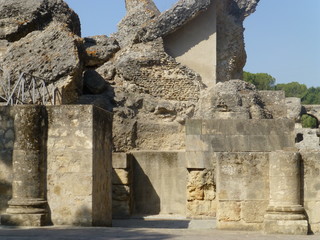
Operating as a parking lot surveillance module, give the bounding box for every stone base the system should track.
[263,220,308,235]
[1,214,47,226]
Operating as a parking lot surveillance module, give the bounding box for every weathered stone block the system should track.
[263,220,308,235]
[112,153,131,169]
[185,119,202,135]
[1,214,46,227]
[218,201,241,222]
[186,135,209,151]
[304,201,320,224]
[46,105,113,227]
[113,169,130,185]
[186,151,215,169]
[241,200,268,223]
[217,152,269,201]
[131,151,187,216]
[187,200,217,218]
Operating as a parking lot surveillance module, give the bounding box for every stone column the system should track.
[264,149,308,235]
[1,105,47,226]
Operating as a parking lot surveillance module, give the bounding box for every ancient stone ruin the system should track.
[0,0,319,235]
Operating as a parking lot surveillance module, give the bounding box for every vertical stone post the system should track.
[1,105,47,226]
[264,149,308,235]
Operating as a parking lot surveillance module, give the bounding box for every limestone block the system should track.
[285,97,302,121]
[263,220,308,235]
[304,201,320,225]
[187,200,217,218]
[187,169,215,201]
[47,150,93,173]
[217,152,269,201]
[301,151,320,201]
[46,105,113,227]
[131,151,187,216]
[185,120,202,135]
[112,153,131,169]
[113,169,130,185]
[186,151,215,169]
[218,221,263,231]
[1,214,46,227]
[186,135,209,152]
[218,201,241,222]
[136,121,185,150]
[259,91,287,119]
[241,201,268,223]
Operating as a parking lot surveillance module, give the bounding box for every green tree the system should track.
[274,82,308,99]
[301,87,320,104]
[301,114,318,128]
[243,71,276,90]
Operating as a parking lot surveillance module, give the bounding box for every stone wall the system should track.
[46,105,112,226]
[112,153,133,218]
[185,118,296,229]
[0,107,13,214]
[301,151,320,234]
[0,105,113,226]
[216,152,269,230]
[259,91,287,119]
[163,0,217,87]
[130,151,187,217]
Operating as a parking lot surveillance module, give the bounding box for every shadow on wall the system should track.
[0,107,14,214]
[132,160,160,216]
[163,1,216,58]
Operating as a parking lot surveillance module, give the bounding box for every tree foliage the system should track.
[243,71,320,104]
[275,82,308,99]
[243,71,275,90]
[301,114,318,128]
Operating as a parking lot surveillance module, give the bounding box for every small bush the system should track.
[301,114,318,128]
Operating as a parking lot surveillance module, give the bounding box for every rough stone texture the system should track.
[0,22,83,104]
[286,97,302,121]
[295,128,320,151]
[112,153,132,218]
[216,152,270,230]
[83,70,108,95]
[187,169,216,218]
[264,150,308,235]
[136,0,211,43]
[2,105,47,226]
[186,119,296,153]
[84,35,120,67]
[114,0,160,48]
[0,107,13,215]
[259,91,287,119]
[195,80,273,119]
[131,151,187,216]
[115,40,202,102]
[216,0,260,82]
[46,105,112,226]
[301,151,320,234]
[0,0,80,42]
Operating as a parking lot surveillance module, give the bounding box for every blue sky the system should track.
[65,0,320,88]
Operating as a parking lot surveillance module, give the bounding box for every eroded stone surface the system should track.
[0,0,80,42]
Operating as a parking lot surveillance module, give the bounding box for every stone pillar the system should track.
[1,105,47,226]
[264,150,308,235]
